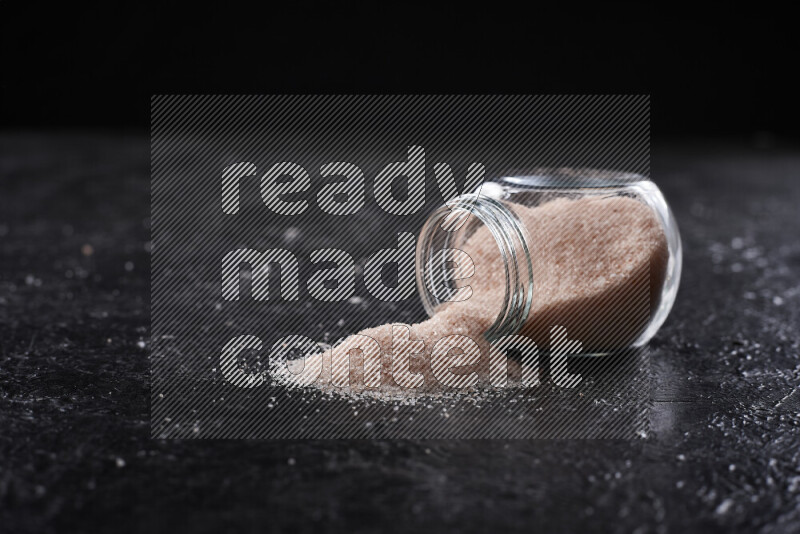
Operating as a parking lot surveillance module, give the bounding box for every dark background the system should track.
[2,4,800,534]
[1,4,795,138]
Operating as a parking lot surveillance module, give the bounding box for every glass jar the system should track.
[415,168,682,354]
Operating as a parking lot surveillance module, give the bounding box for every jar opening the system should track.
[415,195,534,341]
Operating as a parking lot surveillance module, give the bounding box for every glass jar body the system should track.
[416,170,682,354]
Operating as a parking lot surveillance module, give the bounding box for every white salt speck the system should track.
[677,454,686,461]
[731,237,744,250]
[715,498,734,515]
[348,296,364,305]
[773,296,784,306]
[676,480,685,489]
[115,457,126,468]
[337,318,346,327]
[136,340,146,349]
[283,227,301,242]
[287,458,296,466]
[124,261,134,272]
[743,248,760,260]
[728,464,736,472]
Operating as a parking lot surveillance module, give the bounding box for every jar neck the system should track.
[416,194,534,341]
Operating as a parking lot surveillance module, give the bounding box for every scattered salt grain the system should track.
[283,227,301,242]
[715,498,734,515]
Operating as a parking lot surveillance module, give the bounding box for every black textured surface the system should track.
[1,133,799,533]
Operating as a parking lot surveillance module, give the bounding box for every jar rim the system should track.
[498,167,647,190]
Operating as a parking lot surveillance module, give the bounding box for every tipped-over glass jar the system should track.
[416,169,682,355]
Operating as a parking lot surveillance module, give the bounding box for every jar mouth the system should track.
[415,194,534,341]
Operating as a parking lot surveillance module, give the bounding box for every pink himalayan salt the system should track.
[284,195,668,395]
